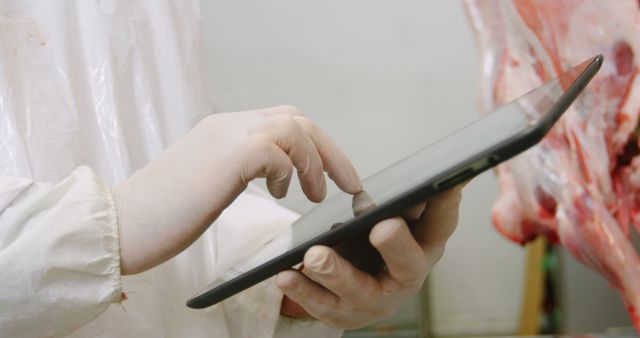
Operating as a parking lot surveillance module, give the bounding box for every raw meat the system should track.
[465,0,640,331]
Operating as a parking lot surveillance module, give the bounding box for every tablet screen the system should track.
[191,56,597,303]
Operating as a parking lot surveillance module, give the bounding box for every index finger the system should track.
[294,116,362,194]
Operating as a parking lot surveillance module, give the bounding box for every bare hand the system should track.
[277,185,464,329]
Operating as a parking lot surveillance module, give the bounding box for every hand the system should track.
[114,106,362,275]
[277,185,464,329]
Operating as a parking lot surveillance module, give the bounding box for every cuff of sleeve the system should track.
[99,169,125,304]
[56,166,124,306]
[0,166,123,337]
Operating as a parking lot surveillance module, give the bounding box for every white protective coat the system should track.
[0,1,341,337]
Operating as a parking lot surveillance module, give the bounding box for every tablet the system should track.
[187,55,603,309]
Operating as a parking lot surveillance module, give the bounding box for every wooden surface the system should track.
[518,236,547,335]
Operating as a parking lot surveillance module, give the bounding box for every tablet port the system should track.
[435,168,476,190]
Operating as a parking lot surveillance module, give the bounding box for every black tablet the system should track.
[187,55,603,309]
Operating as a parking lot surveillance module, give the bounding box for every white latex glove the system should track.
[113,106,362,275]
[277,185,464,329]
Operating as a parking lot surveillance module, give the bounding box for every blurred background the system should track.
[201,0,631,336]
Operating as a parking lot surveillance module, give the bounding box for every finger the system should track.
[401,202,428,222]
[294,116,362,194]
[303,246,381,305]
[413,185,463,258]
[369,217,428,288]
[352,190,376,217]
[276,269,341,323]
[259,106,360,195]
[254,143,293,198]
[266,115,327,202]
[280,294,311,318]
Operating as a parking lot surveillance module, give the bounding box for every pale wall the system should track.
[199,0,612,335]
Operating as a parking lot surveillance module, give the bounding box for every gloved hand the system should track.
[277,185,464,329]
[113,106,362,275]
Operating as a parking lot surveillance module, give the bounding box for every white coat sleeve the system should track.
[0,166,123,338]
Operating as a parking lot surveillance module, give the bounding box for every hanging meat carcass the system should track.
[464,0,640,330]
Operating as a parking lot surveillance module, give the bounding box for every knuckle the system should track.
[244,134,272,154]
[352,286,378,307]
[272,114,301,134]
[279,105,304,116]
[293,115,314,130]
[305,246,333,273]
[294,116,323,139]
[380,276,402,294]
